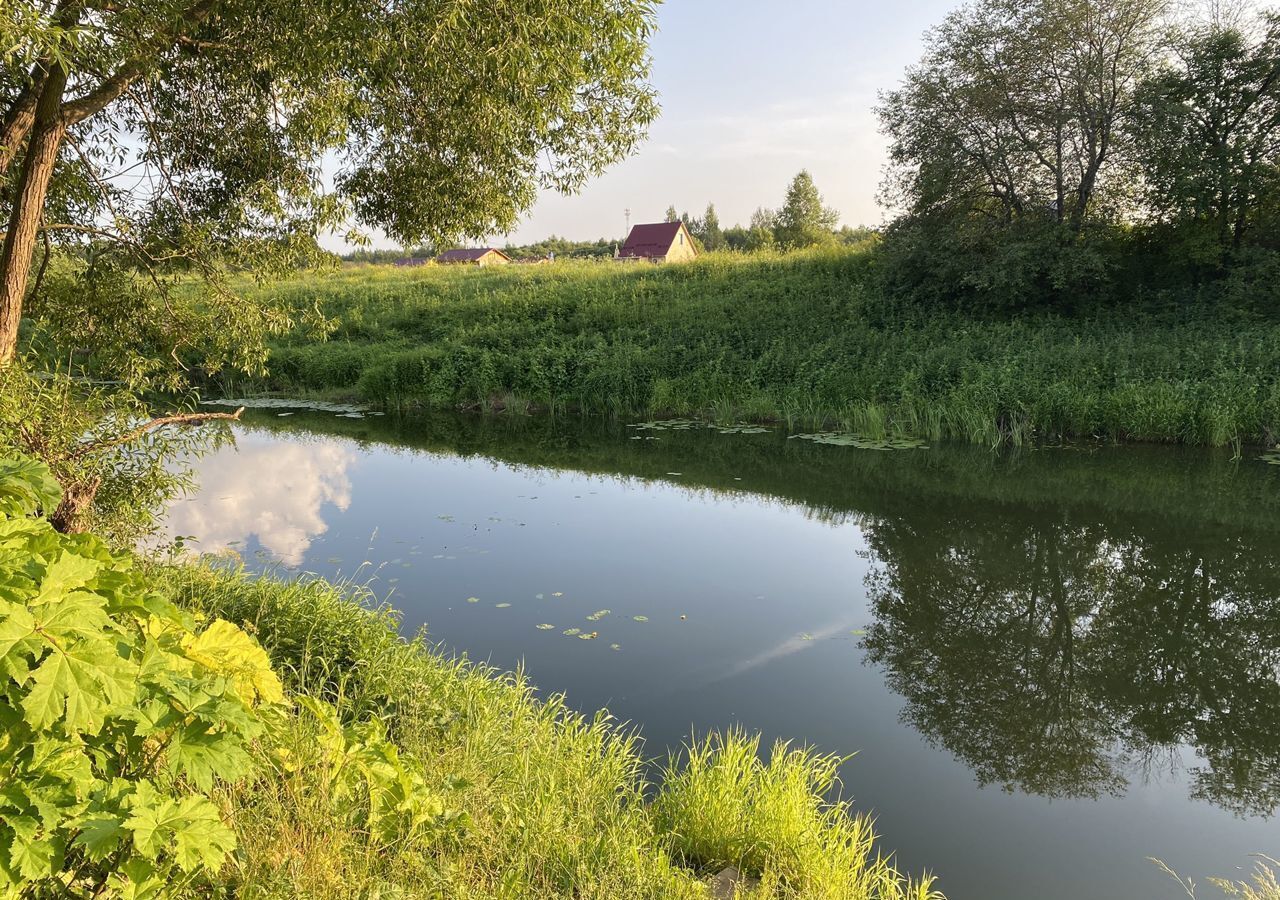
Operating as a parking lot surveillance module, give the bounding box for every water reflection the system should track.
[861,504,1280,816]
[162,432,354,565]
[181,410,1280,823]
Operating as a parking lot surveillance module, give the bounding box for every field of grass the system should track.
[161,563,942,900]
[225,249,1280,447]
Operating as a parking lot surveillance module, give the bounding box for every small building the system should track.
[435,248,512,266]
[616,222,697,263]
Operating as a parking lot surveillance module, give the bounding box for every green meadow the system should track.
[234,248,1280,447]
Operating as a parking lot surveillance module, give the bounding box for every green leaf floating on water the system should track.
[627,418,703,431]
[789,432,928,450]
[586,609,611,621]
[536,624,555,630]
[632,615,648,622]
[578,631,599,640]
[495,603,511,608]
[562,628,581,636]
[466,597,480,603]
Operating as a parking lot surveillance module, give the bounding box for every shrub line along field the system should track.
[232,248,1280,448]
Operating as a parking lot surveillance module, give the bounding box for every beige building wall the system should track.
[664,224,698,262]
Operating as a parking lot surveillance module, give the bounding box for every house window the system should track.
[678,233,683,245]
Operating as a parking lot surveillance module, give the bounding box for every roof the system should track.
[435,248,510,263]
[618,222,685,259]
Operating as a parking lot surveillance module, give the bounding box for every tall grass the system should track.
[161,563,936,899]
[228,249,1280,446]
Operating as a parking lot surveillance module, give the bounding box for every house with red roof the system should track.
[616,221,697,263]
[434,247,512,266]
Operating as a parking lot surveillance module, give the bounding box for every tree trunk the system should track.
[0,83,41,178]
[0,62,68,366]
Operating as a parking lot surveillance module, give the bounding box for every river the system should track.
[159,406,1280,900]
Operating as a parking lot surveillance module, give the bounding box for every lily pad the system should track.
[495,603,512,608]
[789,432,928,450]
[586,609,612,621]
[536,623,555,630]
[552,591,564,597]
[563,628,581,636]
[466,597,480,603]
[628,418,703,431]
[632,615,648,622]
[200,397,369,414]
[578,631,599,640]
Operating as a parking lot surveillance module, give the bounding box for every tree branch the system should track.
[66,407,245,461]
[60,59,148,126]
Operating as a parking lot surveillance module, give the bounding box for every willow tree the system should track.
[0,0,659,375]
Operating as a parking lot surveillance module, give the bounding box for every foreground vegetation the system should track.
[234,249,1280,447]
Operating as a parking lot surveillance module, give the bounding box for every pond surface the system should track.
[161,408,1280,900]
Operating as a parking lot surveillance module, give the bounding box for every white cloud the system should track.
[158,434,355,566]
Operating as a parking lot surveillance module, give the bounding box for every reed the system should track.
[226,249,1280,446]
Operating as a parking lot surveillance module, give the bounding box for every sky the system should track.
[500,0,959,244]
[326,0,959,251]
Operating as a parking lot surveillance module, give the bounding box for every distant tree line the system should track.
[878,0,1280,311]
[665,170,876,253]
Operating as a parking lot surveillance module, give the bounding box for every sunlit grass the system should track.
[161,563,937,899]
[223,247,1280,447]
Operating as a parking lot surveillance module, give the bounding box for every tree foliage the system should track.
[773,170,839,250]
[1131,15,1280,272]
[0,0,660,380]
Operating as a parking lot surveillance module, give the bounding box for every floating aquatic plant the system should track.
[586,609,611,621]
[495,603,511,608]
[632,616,648,622]
[536,623,555,630]
[200,397,369,414]
[562,628,581,636]
[789,432,927,450]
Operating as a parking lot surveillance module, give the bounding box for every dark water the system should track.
[161,408,1280,900]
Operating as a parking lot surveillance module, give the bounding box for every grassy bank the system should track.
[231,250,1280,446]
[160,563,941,899]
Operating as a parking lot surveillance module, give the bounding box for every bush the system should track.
[0,455,281,896]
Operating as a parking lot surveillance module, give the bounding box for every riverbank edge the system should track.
[155,561,942,899]
[219,250,1280,449]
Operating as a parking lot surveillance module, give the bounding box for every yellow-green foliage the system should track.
[163,563,940,899]
[0,457,280,896]
[236,249,1280,445]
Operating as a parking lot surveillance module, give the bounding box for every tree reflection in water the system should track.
[862,503,1280,816]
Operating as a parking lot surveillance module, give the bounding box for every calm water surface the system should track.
[161,409,1280,900]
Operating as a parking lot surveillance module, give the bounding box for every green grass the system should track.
[160,562,939,899]
[224,249,1280,446]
